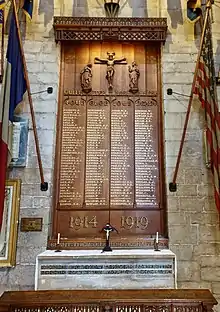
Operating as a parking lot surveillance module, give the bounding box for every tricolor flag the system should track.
[194,13,220,213]
[0,10,27,231]
[22,0,33,20]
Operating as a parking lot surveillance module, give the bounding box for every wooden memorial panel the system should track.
[50,41,167,249]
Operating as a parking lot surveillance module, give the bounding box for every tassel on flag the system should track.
[22,0,33,20]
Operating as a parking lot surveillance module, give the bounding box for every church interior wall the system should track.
[0,0,220,311]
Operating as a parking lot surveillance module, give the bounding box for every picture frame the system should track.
[0,179,21,267]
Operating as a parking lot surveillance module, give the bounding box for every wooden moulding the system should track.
[0,289,218,311]
[53,17,167,43]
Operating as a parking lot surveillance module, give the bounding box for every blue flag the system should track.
[7,11,27,121]
[23,0,33,19]
[187,0,202,23]
[0,9,4,24]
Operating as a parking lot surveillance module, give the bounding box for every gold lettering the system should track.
[121,216,148,230]
[69,216,98,230]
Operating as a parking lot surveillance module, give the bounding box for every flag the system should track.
[22,0,33,19]
[187,0,202,23]
[0,9,4,24]
[0,0,5,25]
[194,13,220,213]
[0,10,26,231]
[0,1,5,9]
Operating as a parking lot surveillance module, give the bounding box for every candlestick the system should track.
[57,233,60,245]
[55,233,62,252]
[154,232,160,252]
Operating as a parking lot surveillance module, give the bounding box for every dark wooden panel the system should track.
[56,209,162,239]
[0,289,217,308]
[57,210,109,237]
[110,210,162,235]
[52,41,167,248]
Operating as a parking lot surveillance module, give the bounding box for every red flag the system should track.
[0,64,10,231]
[194,13,220,212]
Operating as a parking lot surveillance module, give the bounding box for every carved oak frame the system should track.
[49,17,168,250]
[53,17,167,43]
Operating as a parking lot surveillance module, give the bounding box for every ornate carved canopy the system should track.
[53,17,167,43]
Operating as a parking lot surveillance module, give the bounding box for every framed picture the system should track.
[0,179,21,267]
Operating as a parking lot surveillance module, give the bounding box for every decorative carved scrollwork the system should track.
[103,305,113,312]
[63,90,158,97]
[47,237,169,249]
[53,17,167,43]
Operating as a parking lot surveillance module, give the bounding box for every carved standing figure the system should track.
[128,61,140,93]
[80,63,93,93]
[95,52,127,90]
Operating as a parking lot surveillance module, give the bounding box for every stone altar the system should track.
[35,249,176,290]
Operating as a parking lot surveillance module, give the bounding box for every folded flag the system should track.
[0,9,27,231]
[0,9,3,24]
[22,0,33,19]
[187,0,202,23]
[0,1,5,9]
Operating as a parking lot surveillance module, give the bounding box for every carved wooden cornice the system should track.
[53,17,167,43]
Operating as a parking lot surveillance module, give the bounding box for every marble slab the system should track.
[35,249,177,290]
[10,117,29,167]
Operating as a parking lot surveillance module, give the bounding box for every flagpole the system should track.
[12,0,48,191]
[169,0,212,192]
[1,7,4,83]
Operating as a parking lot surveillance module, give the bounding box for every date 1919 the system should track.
[121,216,148,229]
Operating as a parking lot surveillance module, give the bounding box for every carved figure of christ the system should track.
[94,52,127,90]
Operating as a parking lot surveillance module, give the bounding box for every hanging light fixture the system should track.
[104,0,120,18]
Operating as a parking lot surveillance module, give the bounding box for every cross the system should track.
[95,52,127,90]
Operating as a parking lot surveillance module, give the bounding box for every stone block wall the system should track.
[0,0,220,311]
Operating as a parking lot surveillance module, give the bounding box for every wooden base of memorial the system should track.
[0,289,217,312]
[49,17,169,250]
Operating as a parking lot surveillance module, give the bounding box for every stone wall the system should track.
[0,0,220,311]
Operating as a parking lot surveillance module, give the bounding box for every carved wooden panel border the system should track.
[53,17,167,43]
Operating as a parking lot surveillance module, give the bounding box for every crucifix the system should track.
[101,223,118,252]
[94,52,127,90]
